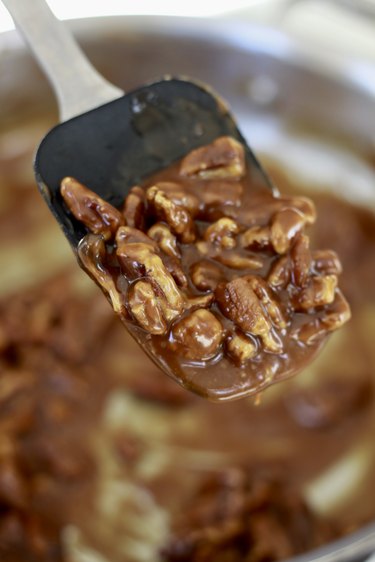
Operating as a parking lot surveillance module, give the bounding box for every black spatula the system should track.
[5,0,339,402]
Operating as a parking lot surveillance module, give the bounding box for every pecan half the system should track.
[127,280,168,335]
[321,289,351,331]
[148,223,180,258]
[163,255,188,288]
[312,250,343,276]
[180,136,245,180]
[268,256,291,289]
[295,275,338,311]
[292,290,351,345]
[270,208,306,255]
[61,177,123,240]
[204,218,240,250]
[77,233,123,314]
[216,276,283,353]
[116,227,184,322]
[291,234,312,287]
[147,186,196,243]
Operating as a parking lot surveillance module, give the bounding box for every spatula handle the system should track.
[2,0,123,121]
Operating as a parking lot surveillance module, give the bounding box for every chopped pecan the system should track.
[180,136,245,180]
[249,276,287,330]
[148,223,180,258]
[190,260,225,292]
[291,319,328,346]
[226,331,258,364]
[147,186,196,243]
[163,255,188,288]
[154,181,200,216]
[268,256,291,289]
[127,280,168,335]
[292,290,351,345]
[291,234,312,287]
[270,208,306,254]
[116,227,184,322]
[122,185,145,230]
[204,218,240,250]
[321,289,351,331]
[77,233,123,314]
[291,196,317,225]
[239,225,271,250]
[115,228,161,279]
[312,249,343,276]
[215,276,283,353]
[115,225,158,249]
[170,309,224,360]
[296,275,338,311]
[61,177,124,240]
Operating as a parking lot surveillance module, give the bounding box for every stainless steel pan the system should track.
[0,15,374,562]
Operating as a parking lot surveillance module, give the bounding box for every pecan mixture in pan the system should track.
[60,136,351,399]
[161,468,336,562]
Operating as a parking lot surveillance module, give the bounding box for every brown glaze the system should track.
[61,138,350,401]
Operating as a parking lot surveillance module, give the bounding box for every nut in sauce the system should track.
[60,136,351,400]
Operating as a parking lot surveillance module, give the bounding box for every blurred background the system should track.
[1,0,375,64]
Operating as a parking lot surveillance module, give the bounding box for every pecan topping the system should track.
[61,135,350,400]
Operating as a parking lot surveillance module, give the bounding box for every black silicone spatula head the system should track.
[35,78,273,249]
